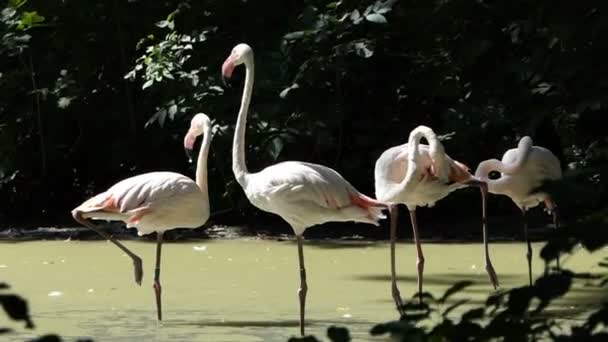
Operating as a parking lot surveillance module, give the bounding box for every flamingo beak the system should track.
[184,130,196,163]
[221,56,235,87]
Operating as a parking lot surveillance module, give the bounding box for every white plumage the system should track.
[71,113,214,321]
[475,136,562,285]
[374,125,497,312]
[222,43,386,336]
[76,171,208,236]
[244,161,385,236]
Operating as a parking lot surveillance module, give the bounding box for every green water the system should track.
[1,238,605,341]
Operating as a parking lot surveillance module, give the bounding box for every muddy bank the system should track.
[0,213,559,243]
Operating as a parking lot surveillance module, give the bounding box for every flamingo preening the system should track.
[374,126,496,312]
[475,136,562,285]
[71,113,213,320]
[221,43,387,336]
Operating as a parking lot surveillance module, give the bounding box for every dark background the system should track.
[0,0,606,238]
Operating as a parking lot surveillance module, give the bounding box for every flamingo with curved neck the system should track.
[375,125,496,312]
[474,136,562,285]
[71,113,214,321]
[222,43,387,336]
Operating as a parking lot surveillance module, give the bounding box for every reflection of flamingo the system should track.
[475,136,562,286]
[71,113,213,321]
[222,43,387,336]
[375,126,495,311]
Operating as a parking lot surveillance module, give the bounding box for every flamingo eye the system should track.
[489,171,500,179]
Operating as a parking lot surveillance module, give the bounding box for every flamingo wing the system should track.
[74,171,199,218]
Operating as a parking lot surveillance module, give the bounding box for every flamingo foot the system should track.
[133,256,143,285]
[154,280,162,321]
[391,283,406,317]
[485,261,499,289]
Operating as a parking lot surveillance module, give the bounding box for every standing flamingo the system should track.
[374,125,496,312]
[474,136,562,286]
[71,113,213,321]
[221,43,387,336]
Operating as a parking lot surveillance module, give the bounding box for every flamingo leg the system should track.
[296,235,308,336]
[408,209,425,303]
[154,231,163,321]
[522,209,533,286]
[388,205,405,316]
[467,179,499,289]
[544,197,561,270]
[72,211,143,285]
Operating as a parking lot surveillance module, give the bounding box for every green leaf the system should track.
[18,11,45,30]
[365,13,387,24]
[326,2,341,9]
[9,0,27,9]
[327,326,350,342]
[168,104,177,117]
[284,31,306,41]
[142,79,154,89]
[354,42,374,58]
[439,280,474,303]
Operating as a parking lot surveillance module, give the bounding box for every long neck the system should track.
[407,125,445,160]
[195,125,213,206]
[474,159,512,194]
[232,57,254,186]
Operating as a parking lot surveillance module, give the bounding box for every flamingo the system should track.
[374,125,496,311]
[221,43,387,336]
[71,113,213,321]
[474,136,562,286]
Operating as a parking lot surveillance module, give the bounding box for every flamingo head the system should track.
[222,43,253,81]
[184,113,211,162]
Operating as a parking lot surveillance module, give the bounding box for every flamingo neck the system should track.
[474,136,533,194]
[232,56,254,187]
[195,124,212,210]
[407,125,443,157]
[474,159,511,194]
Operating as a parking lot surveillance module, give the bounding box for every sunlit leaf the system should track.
[439,281,473,303]
[365,13,387,24]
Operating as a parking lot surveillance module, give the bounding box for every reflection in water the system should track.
[0,239,605,341]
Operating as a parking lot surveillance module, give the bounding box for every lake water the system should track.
[1,239,605,341]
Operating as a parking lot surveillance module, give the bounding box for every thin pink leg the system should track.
[467,179,499,288]
[408,209,425,303]
[296,235,308,336]
[388,205,405,315]
[72,211,143,285]
[522,209,533,286]
[544,197,561,270]
[153,231,163,321]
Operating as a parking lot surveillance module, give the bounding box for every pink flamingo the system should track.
[475,136,562,285]
[221,43,387,336]
[71,113,213,320]
[374,125,496,311]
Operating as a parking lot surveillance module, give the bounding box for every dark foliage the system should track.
[0,0,606,235]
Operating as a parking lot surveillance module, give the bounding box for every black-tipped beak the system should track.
[222,75,231,88]
[184,147,194,162]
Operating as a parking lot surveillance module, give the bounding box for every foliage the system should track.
[0,0,607,231]
[1,281,93,341]
[291,271,607,341]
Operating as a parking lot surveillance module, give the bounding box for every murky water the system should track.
[1,238,605,341]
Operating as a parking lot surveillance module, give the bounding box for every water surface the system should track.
[1,239,605,341]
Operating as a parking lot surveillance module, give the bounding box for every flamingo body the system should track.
[244,161,385,235]
[475,136,563,285]
[374,126,496,313]
[489,145,562,209]
[71,113,214,321]
[375,143,470,208]
[74,171,208,236]
[222,43,386,335]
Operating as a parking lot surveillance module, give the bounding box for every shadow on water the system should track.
[351,273,521,284]
[168,318,372,329]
